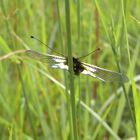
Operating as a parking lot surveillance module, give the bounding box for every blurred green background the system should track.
[0,0,140,140]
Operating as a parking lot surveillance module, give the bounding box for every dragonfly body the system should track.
[66,57,85,75]
[26,50,128,82]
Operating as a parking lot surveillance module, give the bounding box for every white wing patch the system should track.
[51,63,68,70]
[52,58,66,63]
[81,69,105,82]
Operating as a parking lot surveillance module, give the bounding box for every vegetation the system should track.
[0,0,139,139]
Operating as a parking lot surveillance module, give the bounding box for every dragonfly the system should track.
[25,49,128,83]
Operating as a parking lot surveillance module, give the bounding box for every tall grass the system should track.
[65,0,77,140]
[0,0,140,140]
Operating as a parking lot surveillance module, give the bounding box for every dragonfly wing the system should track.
[25,50,68,70]
[81,62,128,82]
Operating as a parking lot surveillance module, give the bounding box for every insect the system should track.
[25,36,128,82]
[25,49,128,83]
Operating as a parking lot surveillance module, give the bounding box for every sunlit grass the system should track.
[0,0,140,140]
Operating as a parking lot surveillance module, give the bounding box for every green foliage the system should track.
[0,0,140,139]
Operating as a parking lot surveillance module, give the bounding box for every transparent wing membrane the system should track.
[82,62,128,82]
[25,50,66,66]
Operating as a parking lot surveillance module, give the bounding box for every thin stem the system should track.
[65,0,77,140]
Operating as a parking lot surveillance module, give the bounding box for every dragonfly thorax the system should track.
[72,57,85,75]
[65,57,84,75]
